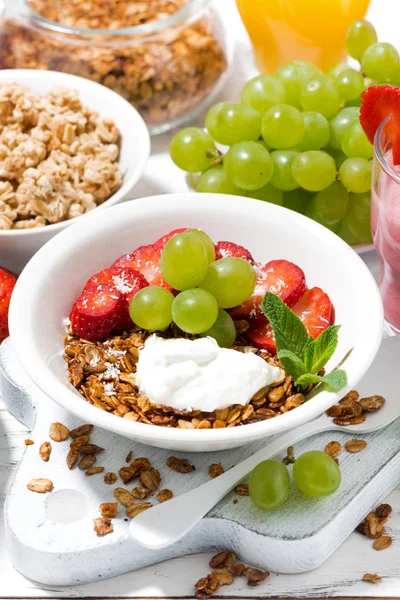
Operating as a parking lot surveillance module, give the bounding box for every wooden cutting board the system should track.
[1,336,399,586]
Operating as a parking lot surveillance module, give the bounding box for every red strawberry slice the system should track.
[83,267,148,329]
[246,315,276,352]
[230,259,306,319]
[292,287,333,338]
[0,267,17,343]
[156,228,188,248]
[70,284,125,342]
[112,243,171,290]
[215,241,255,264]
[360,85,400,164]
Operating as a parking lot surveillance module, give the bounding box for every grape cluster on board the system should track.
[170,19,398,247]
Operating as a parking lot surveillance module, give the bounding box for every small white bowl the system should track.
[9,194,383,452]
[0,69,150,273]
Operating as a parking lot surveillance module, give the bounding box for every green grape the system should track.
[313,181,349,228]
[205,102,231,139]
[241,74,286,116]
[339,157,372,193]
[300,76,342,119]
[292,60,323,78]
[306,197,339,232]
[211,103,262,145]
[160,231,209,290]
[341,122,373,159]
[200,257,256,308]
[276,62,310,108]
[362,42,399,81]
[261,104,304,149]
[224,142,273,191]
[170,128,216,172]
[200,308,236,347]
[343,192,372,243]
[329,107,359,150]
[345,97,362,108]
[334,68,364,101]
[293,451,341,497]
[270,150,299,191]
[196,166,242,195]
[189,229,216,263]
[364,77,375,89]
[247,184,284,205]
[291,151,337,192]
[325,62,349,78]
[249,460,290,511]
[298,112,330,151]
[283,188,311,214]
[129,286,174,331]
[328,146,348,169]
[346,19,377,61]
[337,220,359,245]
[172,288,218,334]
[387,64,400,85]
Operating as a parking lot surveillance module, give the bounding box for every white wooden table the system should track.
[1,0,400,596]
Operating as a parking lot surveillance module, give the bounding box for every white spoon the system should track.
[130,336,400,550]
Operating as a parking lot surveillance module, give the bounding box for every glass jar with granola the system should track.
[0,0,229,134]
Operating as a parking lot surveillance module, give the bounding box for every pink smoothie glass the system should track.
[372,116,400,333]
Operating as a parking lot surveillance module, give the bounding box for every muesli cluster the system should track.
[0,83,122,230]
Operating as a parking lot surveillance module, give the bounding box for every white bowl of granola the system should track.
[0,69,150,273]
[9,194,383,451]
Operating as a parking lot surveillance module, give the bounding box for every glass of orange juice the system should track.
[236,0,371,73]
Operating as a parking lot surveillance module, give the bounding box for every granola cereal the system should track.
[99,502,118,518]
[209,463,224,478]
[27,478,53,493]
[362,573,382,584]
[49,422,70,442]
[104,471,117,484]
[166,456,195,473]
[344,439,368,453]
[85,466,104,476]
[39,441,52,462]
[126,501,152,519]
[373,535,393,551]
[78,454,96,469]
[157,489,173,503]
[0,83,121,230]
[93,517,113,536]
[1,1,227,131]
[132,487,152,500]
[24,439,34,446]
[234,483,249,496]
[324,441,342,458]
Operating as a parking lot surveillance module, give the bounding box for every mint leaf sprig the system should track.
[261,292,347,392]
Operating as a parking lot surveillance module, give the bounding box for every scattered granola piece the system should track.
[132,487,152,500]
[104,471,117,485]
[70,424,93,438]
[94,517,113,536]
[363,573,382,584]
[243,567,270,587]
[166,456,195,473]
[373,535,393,551]
[114,487,134,507]
[78,454,96,470]
[376,504,392,519]
[340,390,360,404]
[230,563,246,576]
[49,422,70,442]
[70,435,91,448]
[325,441,342,458]
[85,466,104,476]
[333,414,366,426]
[99,502,118,518]
[157,489,173,503]
[282,445,295,465]
[24,439,34,446]
[39,441,52,462]
[357,504,392,539]
[66,447,79,469]
[79,443,104,455]
[119,465,139,484]
[209,463,224,478]
[325,405,342,417]
[125,450,133,463]
[212,568,234,586]
[126,502,152,519]
[140,468,161,491]
[209,551,236,569]
[27,478,53,493]
[130,457,152,471]
[344,439,368,453]
[235,483,249,496]
[194,574,220,599]
[359,395,385,412]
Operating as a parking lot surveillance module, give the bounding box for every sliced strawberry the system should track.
[215,241,255,264]
[0,267,17,343]
[112,243,171,290]
[70,284,126,342]
[360,85,400,164]
[83,267,148,329]
[156,228,188,248]
[246,314,276,353]
[230,259,306,319]
[292,287,333,338]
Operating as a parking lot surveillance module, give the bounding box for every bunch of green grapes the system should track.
[170,19,399,247]
[129,230,254,345]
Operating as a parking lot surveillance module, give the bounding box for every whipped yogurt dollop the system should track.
[135,335,282,412]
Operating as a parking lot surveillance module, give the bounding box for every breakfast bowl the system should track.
[0,69,150,273]
[8,193,383,451]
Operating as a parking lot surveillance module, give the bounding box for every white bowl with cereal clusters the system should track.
[0,69,150,273]
[9,194,383,452]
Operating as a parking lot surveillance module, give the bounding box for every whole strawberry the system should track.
[0,267,17,343]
